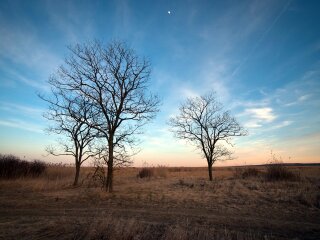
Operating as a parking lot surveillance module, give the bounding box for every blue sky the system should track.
[0,0,319,166]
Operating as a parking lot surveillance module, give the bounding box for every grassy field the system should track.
[0,165,319,239]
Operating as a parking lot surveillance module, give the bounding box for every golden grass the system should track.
[1,165,320,239]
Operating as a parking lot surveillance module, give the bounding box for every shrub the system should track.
[137,167,154,178]
[265,162,299,181]
[0,154,46,179]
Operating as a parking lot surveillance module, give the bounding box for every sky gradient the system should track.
[0,0,319,166]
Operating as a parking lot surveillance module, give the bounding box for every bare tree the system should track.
[40,92,97,186]
[49,41,160,192]
[169,92,247,181]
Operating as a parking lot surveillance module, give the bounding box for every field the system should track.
[0,165,320,240]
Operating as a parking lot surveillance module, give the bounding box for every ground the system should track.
[0,165,319,239]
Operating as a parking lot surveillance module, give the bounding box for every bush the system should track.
[265,163,299,181]
[137,167,154,178]
[0,154,46,179]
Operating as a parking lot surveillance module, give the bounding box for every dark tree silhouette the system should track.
[169,92,247,181]
[48,41,160,192]
[40,92,97,186]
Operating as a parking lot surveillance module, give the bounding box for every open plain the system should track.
[0,165,319,240]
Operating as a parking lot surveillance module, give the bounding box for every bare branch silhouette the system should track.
[169,92,247,181]
[40,90,98,186]
[46,40,160,192]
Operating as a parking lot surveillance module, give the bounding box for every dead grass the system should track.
[1,165,320,239]
[1,213,272,240]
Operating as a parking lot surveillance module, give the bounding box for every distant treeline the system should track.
[254,163,320,167]
[229,163,320,168]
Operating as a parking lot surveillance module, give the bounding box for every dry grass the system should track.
[1,213,270,240]
[1,165,320,239]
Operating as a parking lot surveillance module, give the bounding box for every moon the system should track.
[168,10,171,15]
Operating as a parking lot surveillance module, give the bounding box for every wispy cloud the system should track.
[44,1,95,43]
[0,101,44,116]
[276,70,320,107]
[0,119,43,133]
[285,93,313,106]
[298,94,312,102]
[0,7,63,91]
[194,59,232,103]
[231,0,292,77]
[272,120,293,129]
[112,0,131,36]
[179,88,200,99]
[245,120,263,128]
[2,69,50,91]
[0,22,61,75]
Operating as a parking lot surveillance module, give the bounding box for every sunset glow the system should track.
[0,0,319,166]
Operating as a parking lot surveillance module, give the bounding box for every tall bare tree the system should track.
[169,92,247,181]
[49,41,160,192]
[41,92,97,186]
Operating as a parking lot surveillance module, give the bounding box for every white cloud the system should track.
[245,107,276,122]
[240,107,277,129]
[244,120,262,128]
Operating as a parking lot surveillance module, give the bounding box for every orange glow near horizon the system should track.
[1,137,319,167]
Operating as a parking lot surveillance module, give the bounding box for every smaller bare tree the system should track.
[169,92,247,181]
[41,93,97,186]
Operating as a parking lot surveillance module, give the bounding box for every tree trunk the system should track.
[105,140,114,192]
[73,162,80,186]
[208,163,213,181]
